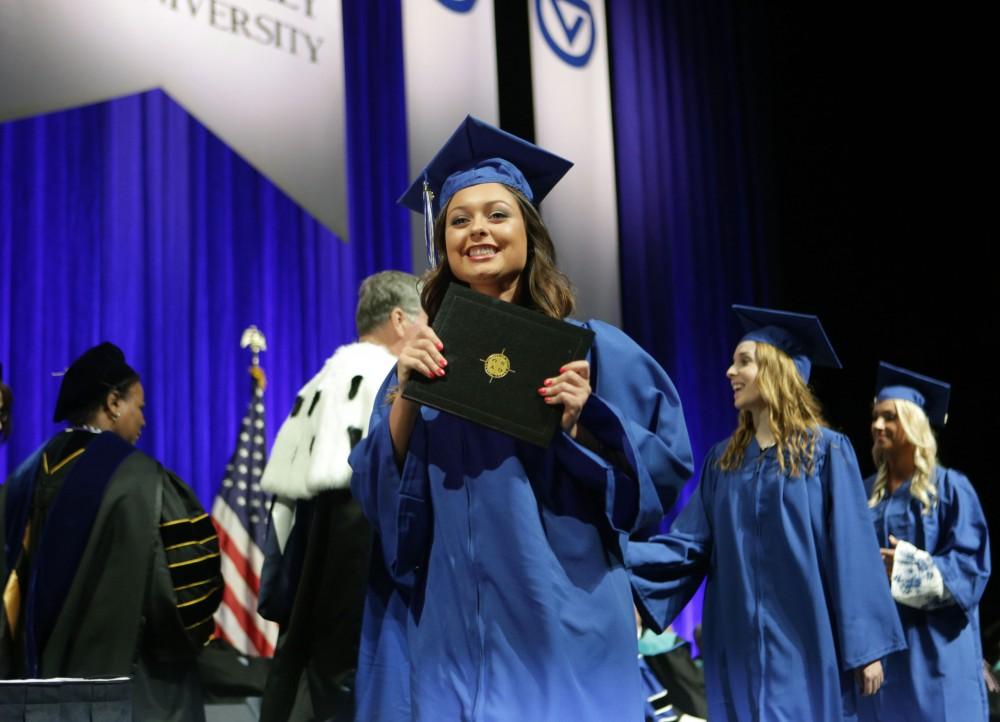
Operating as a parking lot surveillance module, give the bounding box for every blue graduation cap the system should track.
[399,116,573,267]
[732,305,842,382]
[875,362,950,426]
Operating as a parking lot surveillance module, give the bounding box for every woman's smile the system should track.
[465,243,499,260]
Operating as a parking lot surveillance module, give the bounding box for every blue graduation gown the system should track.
[859,467,990,722]
[354,534,413,722]
[628,430,906,721]
[349,320,692,721]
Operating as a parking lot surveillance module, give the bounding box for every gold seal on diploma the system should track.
[481,350,516,383]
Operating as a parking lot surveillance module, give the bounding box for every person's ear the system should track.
[105,390,122,421]
[390,307,407,338]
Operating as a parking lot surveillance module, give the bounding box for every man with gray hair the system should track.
[262,270,423,500]
[258,270,423,722]
[355,270,423,342]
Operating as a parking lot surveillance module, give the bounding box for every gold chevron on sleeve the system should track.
[164,534,219,552]
[168,551,220,569]
[160,512,209,528]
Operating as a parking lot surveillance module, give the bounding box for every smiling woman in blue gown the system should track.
[348,117,693,721]
[858,363,990,722]
[627,306,907,721]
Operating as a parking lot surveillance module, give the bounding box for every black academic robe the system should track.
[258,489,371,722]
[0,430,222,722]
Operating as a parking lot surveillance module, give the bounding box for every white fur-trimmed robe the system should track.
[261,342,395,502]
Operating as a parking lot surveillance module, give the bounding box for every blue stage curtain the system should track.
[0,1,409,509]
[343,0,412,276]
[609,0,772,647]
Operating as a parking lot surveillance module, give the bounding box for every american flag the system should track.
[211,365,279,656]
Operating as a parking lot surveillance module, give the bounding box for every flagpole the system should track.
[212,324,278,656]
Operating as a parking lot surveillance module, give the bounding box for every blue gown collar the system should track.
[888,479,912,498]
[745,436,777,461]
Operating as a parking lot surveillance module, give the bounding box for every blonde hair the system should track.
[867,398,938,514]
[719,341,827,477]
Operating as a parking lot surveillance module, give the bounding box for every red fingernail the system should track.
[439,358,447,368]
[543,379,553,386]
[559,366,566,373]
[537,387,548,395]
[436,342,444,350]
[436,368,446,377]
[426,371,435,379]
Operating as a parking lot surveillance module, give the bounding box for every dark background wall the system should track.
[754,5,994,631]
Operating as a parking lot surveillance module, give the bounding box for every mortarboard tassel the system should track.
[422,176,437,268]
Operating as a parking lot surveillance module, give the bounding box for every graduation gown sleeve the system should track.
[349,372,431,585]
[930,468,991,615]
[626,449,715,634]
[552,320,693,539]
[134,466,221,722]
[819,433,907,670]
[583,320,693,524]
[146,469,222,656]
[549,397,664,541]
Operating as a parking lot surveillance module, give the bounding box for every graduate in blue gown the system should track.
[349,116,693,721]
[859,363,990,722]
[628,306,907,722]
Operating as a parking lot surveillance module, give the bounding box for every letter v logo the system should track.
[536,0,596,68]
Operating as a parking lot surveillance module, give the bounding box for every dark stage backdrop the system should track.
[0,1,410,506]
[758,6,996,636]
[609,0,996,644]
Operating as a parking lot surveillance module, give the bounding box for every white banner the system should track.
[0,0,347,238]
[402,0,499,271]
[529,0,620,325]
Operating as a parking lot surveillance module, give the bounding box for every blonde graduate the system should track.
[628,306,906,721]
[868,396,938,514]
[858,366,990,722]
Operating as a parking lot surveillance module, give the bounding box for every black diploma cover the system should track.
[402,284,595,447]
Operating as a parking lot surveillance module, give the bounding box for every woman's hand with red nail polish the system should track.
[540,360,591,436]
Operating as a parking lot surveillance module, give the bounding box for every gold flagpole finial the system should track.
[240,326,268,390]
[240,325,267,363]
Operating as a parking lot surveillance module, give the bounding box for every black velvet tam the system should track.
[53,342,137,422]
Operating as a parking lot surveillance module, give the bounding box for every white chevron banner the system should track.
[529,0,620,325]
[0,0,348,237]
